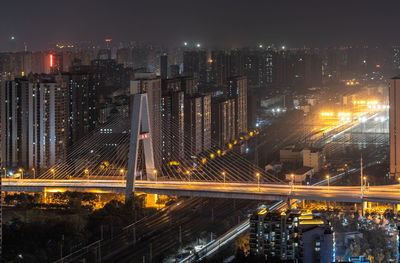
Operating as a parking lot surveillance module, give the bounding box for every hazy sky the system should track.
[1,0,399,51]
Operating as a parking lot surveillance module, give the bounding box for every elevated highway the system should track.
[3,179,400,204]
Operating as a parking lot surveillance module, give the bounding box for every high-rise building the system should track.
[162,76,198,95]
[303,54,323,89]
[130,73,162,171]
[64,67,99,145]
[160,54,168,79]
[90,59,131,99]
[184,94,211,158]
[30,75,69,171]
[260,49,274,90]
[161,91,185,161]
[326,48,343,82]
[247,87,257,129]
[117,48,131,68]
[169,65,180,79]
[97,49,111,60]
[272,51,296,89]
[1,75,69,173]
[183,50,207,85]
[250,210,333,262]
[210,50,230,88]
[390,77,400,178]
[1,77,30,169]
[227,76,247,137]
[211,97,235,147]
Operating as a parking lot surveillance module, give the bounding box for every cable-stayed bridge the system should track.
[3,94,397,204]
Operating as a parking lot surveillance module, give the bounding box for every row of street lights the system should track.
[181,170,262,191]
[2,167,38,179]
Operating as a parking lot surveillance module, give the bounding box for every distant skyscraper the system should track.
[169,65,180,79]
[183,50,207,85]
[160,54,168,79]
[390,77,400,178]
[161,91,185,161]
[302,54,322,89]
[117,48,131,68]
[211,97,235,147]
[97,49,111,60]
[90,59,131,99]
[247,87,257,129]
[227,76,248,137]
[161,76,198,95]
[64,67,99,145]
[272,51,295,89]
[184,94,211,158]
[211,51,230,88]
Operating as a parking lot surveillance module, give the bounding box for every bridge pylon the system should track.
[126,93,155,200]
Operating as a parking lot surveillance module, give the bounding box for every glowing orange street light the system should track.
[51,168,55,180]
[186,171,191,182]
[290,173,295,184]
[256,172,261,191]
[154,169,158,181]
[32,168,36,179]
[222,171,226,185]
[326,175,330,188]
[18,168,24,180]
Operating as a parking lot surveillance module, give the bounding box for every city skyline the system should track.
[2,1,400,262]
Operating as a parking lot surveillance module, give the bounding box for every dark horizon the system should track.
[2,0,400,51]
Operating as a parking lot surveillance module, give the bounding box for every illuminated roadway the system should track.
[3,179,400,204]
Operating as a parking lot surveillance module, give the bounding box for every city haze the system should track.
[2,0,400,50]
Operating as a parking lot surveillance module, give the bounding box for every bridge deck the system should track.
[2,179,400,204]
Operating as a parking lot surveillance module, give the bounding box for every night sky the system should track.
[1,0,400,51]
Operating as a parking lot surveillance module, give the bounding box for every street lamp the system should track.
[186,171,190,182]
[363,176,367,188]
[18,168,24,180]
[222,172,226,186]
[2,167,6,178]
[326,175,330,188]
[154,169,158,181]
[51,168,55,180]
[120,169,125,177]
[32,168,36,179]
[256,172,260,192]
[84,169,89,179]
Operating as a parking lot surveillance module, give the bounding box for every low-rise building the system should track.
[280,145,302,163]
[302,148,324,172]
